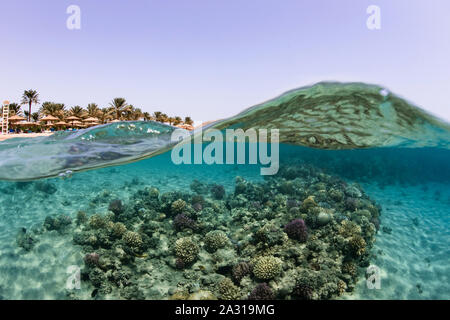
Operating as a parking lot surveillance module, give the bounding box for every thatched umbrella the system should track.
[41,115,59,127]
[86,122,100,127]
[70,120,83,127]
[66,115,80,126]
[83,117,99,123]
[55,121,68,129]
[9,115,27,122]
[18,121,37,126]
[17,121,38,132]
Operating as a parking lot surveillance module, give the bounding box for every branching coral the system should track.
[122,231,143,249]
[217,278,241,300]
[171,199,187,214]
[252,256,282,280]
[204,230,229,253]
[112,222,127,238]
[284,219,308,242]
[232,262,251,284]
[173,213,197,232]
[174,237,199,264]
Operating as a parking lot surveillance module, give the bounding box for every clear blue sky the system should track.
[1,0,449,123]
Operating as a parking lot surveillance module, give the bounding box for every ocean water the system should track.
[0,82,449,300]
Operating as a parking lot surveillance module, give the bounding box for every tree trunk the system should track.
[28,101,32,121]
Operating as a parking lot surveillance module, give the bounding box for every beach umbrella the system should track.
[9,114,26,121]
[66,116,80,120]
[55,121,68,125]
[83,117,99,122]
[70,120,84,127]
[41,115,59,121]
[18,121,37,126]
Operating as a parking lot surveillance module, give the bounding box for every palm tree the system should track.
[87,103,100,118]
[173,116,182,126]
[110,98,128,120]
[142,112,153,121]
[167,117,176,125]
[8,103,22,116]
[98,107,113,123]
[184,117,194,126]
[40,102,65,119]
[69,106,85,118]
[123,105,143,120]
[153,112,169,123]
[21,89,39,121]
[31,112,40,122]
[153,111,163,122]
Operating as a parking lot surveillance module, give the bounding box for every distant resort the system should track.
[1,89,194,140]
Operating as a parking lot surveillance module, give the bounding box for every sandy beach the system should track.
[0,133,53,142]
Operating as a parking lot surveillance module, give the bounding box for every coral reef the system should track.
[27,162,380,300]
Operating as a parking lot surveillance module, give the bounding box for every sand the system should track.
[0,133,53,142]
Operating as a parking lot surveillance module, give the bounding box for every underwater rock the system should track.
[16,228,38,251]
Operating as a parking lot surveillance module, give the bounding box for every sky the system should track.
[1,0,449,123]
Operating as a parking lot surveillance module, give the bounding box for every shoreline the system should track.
[0,132,53,142]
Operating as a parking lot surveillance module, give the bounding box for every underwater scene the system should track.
[0,83,449,300]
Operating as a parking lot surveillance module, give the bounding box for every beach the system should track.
[0,133,53,142]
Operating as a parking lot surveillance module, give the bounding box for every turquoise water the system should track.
[0,82,449,300]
